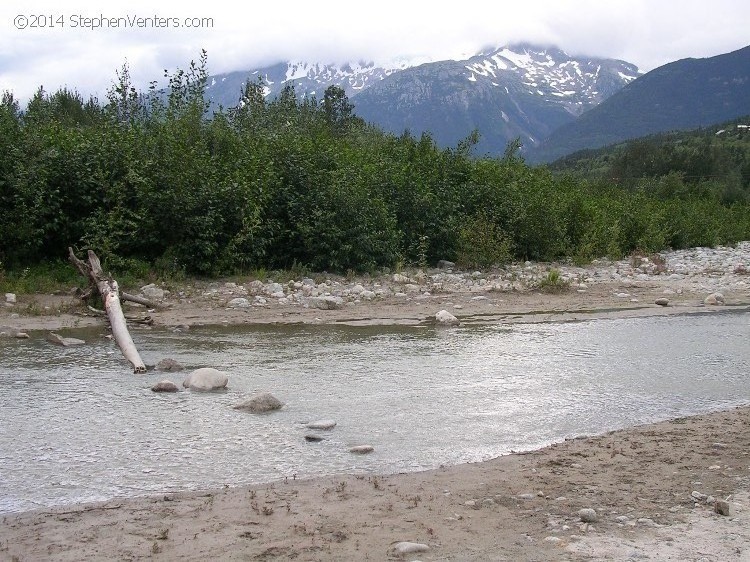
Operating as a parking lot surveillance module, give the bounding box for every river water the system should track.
[1,311,748,513]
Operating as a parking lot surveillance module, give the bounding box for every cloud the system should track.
[1,0,748,104]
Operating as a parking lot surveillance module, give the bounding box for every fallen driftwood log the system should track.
[86,306,154,325]
[121,292,158,309]
[68,248,147,373]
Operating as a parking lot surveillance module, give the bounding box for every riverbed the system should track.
[1,311,748,514]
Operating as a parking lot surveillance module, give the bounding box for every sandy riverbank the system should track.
[1,406,749,561]
[1,244,750,560]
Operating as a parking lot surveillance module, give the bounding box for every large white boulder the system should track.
[183,368,229,391]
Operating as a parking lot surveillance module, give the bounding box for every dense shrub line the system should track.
[1,54,749,275]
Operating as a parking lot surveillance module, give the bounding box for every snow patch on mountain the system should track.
[463,44,640,115]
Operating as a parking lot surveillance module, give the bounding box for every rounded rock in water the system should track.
[183,368,229,391]
[151,380,179,392]
[233,392,284,413]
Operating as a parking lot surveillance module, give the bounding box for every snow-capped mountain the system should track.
[529,44,750,163]
[205,44,639,156]
[351,44,639,155]
[205,57,431,109]
[463,44,639,117]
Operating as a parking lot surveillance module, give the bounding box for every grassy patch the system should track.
[534,268,570,293]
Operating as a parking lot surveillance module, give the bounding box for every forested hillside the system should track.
[1,53,749,278]
[549,116,750,204]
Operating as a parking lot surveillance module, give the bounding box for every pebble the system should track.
[151,380,179,392]
[349,445,374,454]
[654,298,669,306]
[4,293,16,304]
[704,292,725,305]
[391,542,430,555]
[714,500,730,516]
[691,490,708,502]
[227,297,250,308]
[306,420,337,430]
[578,508,598,523]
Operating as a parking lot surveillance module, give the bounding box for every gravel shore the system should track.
[1,243,749,561]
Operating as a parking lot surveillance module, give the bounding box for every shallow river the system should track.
[1,311,749,513]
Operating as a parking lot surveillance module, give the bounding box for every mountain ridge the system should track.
[528,45,750,163]
[205,44,640,156]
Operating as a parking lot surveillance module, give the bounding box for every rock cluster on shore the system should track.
[176,242,750,315]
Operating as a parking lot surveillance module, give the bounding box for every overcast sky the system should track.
[1,0,748,104]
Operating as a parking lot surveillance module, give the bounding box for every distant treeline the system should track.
[550,117,750,204]
[1,52,750,276]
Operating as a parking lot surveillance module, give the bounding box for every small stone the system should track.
[464,500,480,509]
[714,500,730,516]
[435,309,460,326]
[437,260,455,269]
[391,542,429,555]
[306,419,336,430]
[227,297,250,308]
[304,434,324,442]
[544,536,562,544]
[517,493,535,500]
[156,358,183,372]
[306,296,343,310]
[265,282,284,295]
[578,508,598,523]
[615,515,629,524]
[691,490,708,502]
[392,273,412,284]
[151,380,179,392]
[637,518,659,527]
[349,445,374,454]
[481,498,496,508]
[654,298,669,306]
[233,392,284,413]
[704,292,725,306]
[140,284,167,300]
[5,293,16,304]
